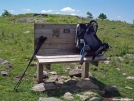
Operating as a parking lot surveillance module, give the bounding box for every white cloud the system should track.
[70,13,77,16]
[56,12,60,14]
[41,10,52,13]
[117,16,122,19]
[61,7,75,12]
[22,8,30,11]
[9,10,15,13]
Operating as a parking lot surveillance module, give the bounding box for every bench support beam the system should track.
[82,62,89,78]
[37,62,43,83]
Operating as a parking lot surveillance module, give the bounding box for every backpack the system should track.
[75,20,109,65]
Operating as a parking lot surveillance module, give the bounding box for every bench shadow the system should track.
[45,77,121,98]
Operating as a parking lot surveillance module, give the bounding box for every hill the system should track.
[0,14,134,101]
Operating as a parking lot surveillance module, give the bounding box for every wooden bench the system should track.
[34,24,106,83]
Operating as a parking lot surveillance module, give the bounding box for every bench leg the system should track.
[37,62,43,83]
[82,62,89,79]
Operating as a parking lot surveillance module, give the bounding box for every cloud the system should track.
[117,16,122,19]
[41,10,52,13]
[70,13,77,16]
[9,10,15,13]
[56,12,60,14]
[61,7,75,12]
[22,8,30,11]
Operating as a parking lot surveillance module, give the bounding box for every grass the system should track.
[0,13,134,101]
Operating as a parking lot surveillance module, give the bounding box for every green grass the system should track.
[0,14,134,101]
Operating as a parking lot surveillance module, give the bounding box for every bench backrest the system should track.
[34,24,77,56]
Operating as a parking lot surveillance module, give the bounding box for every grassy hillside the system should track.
[0,13,134,101]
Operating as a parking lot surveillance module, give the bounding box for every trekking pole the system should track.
[14,36,47,91]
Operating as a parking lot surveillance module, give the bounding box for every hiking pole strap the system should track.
[80,52,87,65]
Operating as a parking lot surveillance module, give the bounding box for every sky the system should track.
[0,0,134,23]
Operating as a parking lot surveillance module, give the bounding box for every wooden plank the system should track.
[36,54,106,59]
[35,43,76,49]
[36,48,76,55]
[34,29,76,34]
[35,38,75,44]
[34,24,77,29]
[37,54,106,63]
[36,54,80,59]
[82,62,89,78]
[34,33,75,39]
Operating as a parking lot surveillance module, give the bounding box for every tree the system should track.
[87,11,93,18]
[133,20,134,24]
[1,10,12,17]
[98,13,107,20]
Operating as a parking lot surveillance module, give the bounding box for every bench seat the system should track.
[36,54,106,64]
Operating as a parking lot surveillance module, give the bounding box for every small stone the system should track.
[69,68,82,78]
[31,83,45,92]
[126,76,134,80]
[125,86,133,90]
[63,92,74,100]
[38,97,62,101]
[24,31,30,34]
[116,68,120,71]
[104,61,110,64]
[76,94,89,101]
[5,62,12,69]
[83,91,96,96]
[0,71,9,76]
[90,97,100,101]
[49,71,57,75]
[122,73,126,76]
[46,75,58,82]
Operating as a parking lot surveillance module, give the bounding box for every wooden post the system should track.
[37,62,43,83]
[82,62,89,79]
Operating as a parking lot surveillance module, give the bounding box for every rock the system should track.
[0,71,9,76]
[125,86,133,90]
[31,83,45,92]
[64,79,78,85]
[24,31,30,34]
[122,73,127,76]
[76,94,89,101]
[83,91,96,97]
[104,86,117,92]
[46,75,58,82]
[38,97,62,101]
[43,71,48,78]
[49,71,57,75]
[90,97,100,101]
[126,76,134,80]
[44,83,57,90]
[69,68,82,78]
[5,62,12,69]
[0,58,8,65]
[76,80,99,90]
[63,92,74,100]
[33,71,48,79]
[116,68,120,71]
[118,56,124,61]
[103,61,110,65]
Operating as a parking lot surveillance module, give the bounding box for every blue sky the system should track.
[0,0,134,23]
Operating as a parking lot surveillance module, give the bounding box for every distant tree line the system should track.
[87,11,107,20]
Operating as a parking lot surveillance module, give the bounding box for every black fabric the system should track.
[76,20,109,65]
